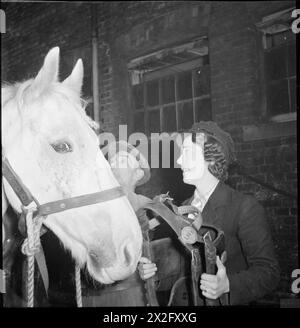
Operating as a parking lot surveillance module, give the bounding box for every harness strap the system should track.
[3,156,126,308]
[34,246,49,296]
[140,198,226,307]
[3,157,125,217]
[37,187,124,216]
[203,232,219,306]
[141,201,192,240]
[191,248,202,306]
[2,158,39,207]
[140,201,201,305]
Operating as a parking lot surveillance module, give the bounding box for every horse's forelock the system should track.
[52,83,99,131]
[2,80,34,115]
[3,79,98,131]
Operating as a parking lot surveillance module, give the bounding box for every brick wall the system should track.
[1,2,92,87]
[1,1,298,303]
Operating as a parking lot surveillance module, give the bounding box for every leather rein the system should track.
[2,156,125,307]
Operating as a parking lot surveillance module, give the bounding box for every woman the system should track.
[139,121,280,305]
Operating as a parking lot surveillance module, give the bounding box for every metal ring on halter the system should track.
[21,201,38,216]
[180,226,198,244]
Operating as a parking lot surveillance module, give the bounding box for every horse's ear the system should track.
[29,47,60,97]
[1,86,11,108]
[62,59,84,95]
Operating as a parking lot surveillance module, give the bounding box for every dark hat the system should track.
[189,121,236,165]
[102,140,151,186]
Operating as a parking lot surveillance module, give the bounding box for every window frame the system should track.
[131,57,212,135]
[256,7,296,123]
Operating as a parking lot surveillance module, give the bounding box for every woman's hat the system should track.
[189,121,236,165]
[102,140,151,186]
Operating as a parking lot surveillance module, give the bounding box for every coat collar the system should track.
[205,181,232,210]
[185,181,231,210]
[184,181,233,226]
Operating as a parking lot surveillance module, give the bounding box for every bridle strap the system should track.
[2,157,39,207]
[2,156,126,307]
[2,157,125,216]
[38,187,124,216]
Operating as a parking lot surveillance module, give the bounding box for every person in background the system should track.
[82,140,155,306]
[138,121,280,305]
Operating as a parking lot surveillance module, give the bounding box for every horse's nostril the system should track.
[89,251,100,267]
[123,243,134,267]
[89,248,115,268]
[90,251,99,259]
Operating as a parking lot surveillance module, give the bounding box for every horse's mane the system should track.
[2,80,99,131]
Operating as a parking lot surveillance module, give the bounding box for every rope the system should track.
[25,254,35,307]
[20,208,39,307]
[20,203,44,308]
[75,264,82,307]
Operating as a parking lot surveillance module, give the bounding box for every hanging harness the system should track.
[137,193,226,306]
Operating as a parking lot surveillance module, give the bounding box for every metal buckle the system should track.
[181,226,198,244]
[21,201,38,216]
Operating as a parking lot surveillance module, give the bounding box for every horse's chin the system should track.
[86,259,137,285]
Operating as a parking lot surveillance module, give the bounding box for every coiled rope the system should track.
[21,203,43,307]
[20,203,83,308]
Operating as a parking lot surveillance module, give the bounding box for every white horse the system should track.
[2,47,142,287]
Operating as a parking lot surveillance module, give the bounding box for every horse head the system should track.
[1,47,142,284]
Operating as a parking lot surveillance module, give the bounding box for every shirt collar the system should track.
[191,180,219,211]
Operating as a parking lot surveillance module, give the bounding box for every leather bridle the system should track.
[2,156,126,307]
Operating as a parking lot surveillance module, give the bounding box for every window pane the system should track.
[134,112,145,132]
[289,78,296,113]
[147,110,160,133]
[267,80,289,116]
[146,80,159,107]
[194,66,210,97]
[178,101,193,130]
[133,84,144,110]
[202,55,209,66]
[163,105,176,132]
[177,71,192,100]
[265,34,272,49]
[272,30,296,47]
[287,43,296,77]
[265,47,287,81]
[162,75,175,104]
[195,98,212,122]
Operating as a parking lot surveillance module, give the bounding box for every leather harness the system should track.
[2,156,126,304]
[137,193,226,306]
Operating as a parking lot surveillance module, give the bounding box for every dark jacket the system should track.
[183,181,280,305]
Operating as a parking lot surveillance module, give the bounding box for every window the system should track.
[257,7,297,122]
[129,37,211,134]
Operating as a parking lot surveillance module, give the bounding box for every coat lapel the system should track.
[183,182,231,229]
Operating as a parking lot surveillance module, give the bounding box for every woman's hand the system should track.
[200,256,229,299]
[138,256,157,280]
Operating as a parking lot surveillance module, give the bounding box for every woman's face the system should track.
[109,151,140,188]
[177,134,209,185]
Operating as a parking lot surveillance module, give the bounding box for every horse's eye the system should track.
[51,141,73,153]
